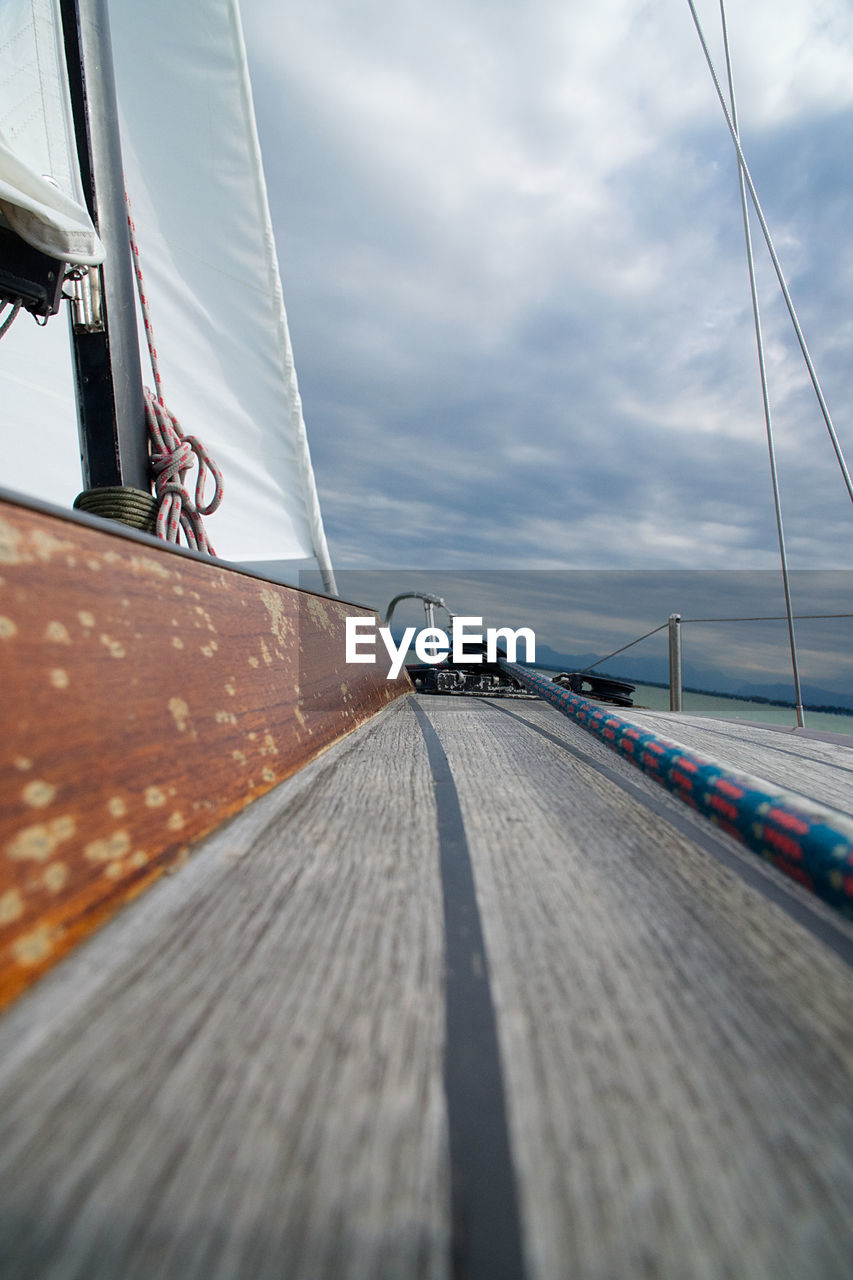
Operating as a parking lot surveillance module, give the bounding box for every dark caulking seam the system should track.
[410,698,527,1280]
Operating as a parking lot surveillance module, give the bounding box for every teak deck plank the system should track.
[610,705,853,812]
[429,698,853,1279]
[0,496,408,1008]
[0,694,851,1279]
[0,699,449,1280]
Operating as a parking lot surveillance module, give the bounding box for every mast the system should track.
[58,0,149,493]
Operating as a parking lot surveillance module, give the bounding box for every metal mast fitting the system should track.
[59,0,149,494]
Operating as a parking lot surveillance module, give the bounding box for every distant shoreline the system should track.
[531,665,853,718]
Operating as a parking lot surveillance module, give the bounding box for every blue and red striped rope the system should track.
[501,661,853,918]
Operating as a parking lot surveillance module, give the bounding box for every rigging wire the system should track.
[0,300,22,340]
[576,613,850,678]
[717,0,805,726]
[684,612,852,623]
[685,0,853,507]
[578,622,669,674]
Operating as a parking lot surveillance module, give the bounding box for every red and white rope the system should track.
[126,196,223,552]
[145,388,223,553]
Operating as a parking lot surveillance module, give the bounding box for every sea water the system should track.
[623,681,853,738]
[406,653,853,738]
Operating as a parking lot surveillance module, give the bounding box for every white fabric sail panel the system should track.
[0,0,103,262]
[0,312,83,506]
[108,0,334,571]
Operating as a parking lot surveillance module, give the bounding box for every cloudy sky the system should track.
[240,0,853,576]
[304,568,852,700]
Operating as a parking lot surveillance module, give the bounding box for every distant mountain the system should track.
[532,645,607,673]
[532,644,708,689]
[728,681,853,713]
[390,635,851,712]
[530,645,853,712]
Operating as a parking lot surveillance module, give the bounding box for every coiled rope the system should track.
[126,197,223,553]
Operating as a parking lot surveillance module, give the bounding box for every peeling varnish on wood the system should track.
[22,781,57,809]
[31,530,75,562]
[42,862,68,893]
[44,622,71,644]
[260,589,294,645]
[0,497,410,1009]
[129,556,172,581]
[12,923,56,965]
[169,698,190,732]
[305,594,345,637]
[0,518,24,564]
[84,831,131,863]
[7,817,75,862]
[0,889,23,924]
[194,605,217,633]
[100,635,126,659]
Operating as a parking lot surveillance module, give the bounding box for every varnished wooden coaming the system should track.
[0,493,409,1008]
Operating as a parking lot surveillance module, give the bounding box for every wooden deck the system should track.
[611,703,853,812]
[0,693,851,1279]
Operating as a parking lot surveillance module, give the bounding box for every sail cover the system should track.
[0,0,103,263]
[0,0,336,583]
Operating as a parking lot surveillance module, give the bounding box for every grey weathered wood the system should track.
[0,699,449,1280]
[503,700,853,889]
[611,706,853,812]
[0,693,852,1280]
[425,697,853,1279]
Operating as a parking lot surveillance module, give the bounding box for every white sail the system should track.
[0,0,103,262]
[0,0,98,510]
[109,0,334,578]
[0,0,336,587]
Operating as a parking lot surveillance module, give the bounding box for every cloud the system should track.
[307,566,852,696]
[243,0,853,572]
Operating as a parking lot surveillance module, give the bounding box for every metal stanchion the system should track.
[668,613,683,712]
